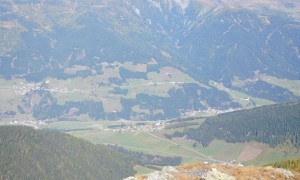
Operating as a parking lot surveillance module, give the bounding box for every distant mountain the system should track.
[0,0,299,121]
[0,126,135,180]
[1,0,299,82]
[168,101,300,147]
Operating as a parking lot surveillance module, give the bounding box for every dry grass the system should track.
[135,162,300,180]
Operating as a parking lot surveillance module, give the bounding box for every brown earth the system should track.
[237,145,264,162]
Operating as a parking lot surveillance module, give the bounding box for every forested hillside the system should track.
[0,126,135,180]
[108,145,181,168]
[168,101,300,147]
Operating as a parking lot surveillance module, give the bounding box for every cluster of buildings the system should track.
[106,121,166,133]
[10,118,45,129]
[13,82,42,95]
[182,107,242,117]
[12,82,78,95]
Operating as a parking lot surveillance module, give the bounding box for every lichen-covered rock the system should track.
[123,177,137,180]
[146,170,174,180]
[202,169,236,180]
[274,168,295,179]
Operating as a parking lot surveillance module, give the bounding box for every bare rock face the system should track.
[125,162,299,180]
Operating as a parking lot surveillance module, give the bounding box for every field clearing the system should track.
[69,129,215,163]
[43,119,300,167]
[0,78,24,107]
[162,118,205,135]
[45,121,101,131]
[45,120,130,130]
[210,80,274,108]
[47,68,189,107]
[260,75,300,96]
[230,90,274,107]
[134,165,155,175]
[44,120,241,165]
[237,145,264,162]
[245,151,296,166]
[125,79,179,98]
[148,66,196,83]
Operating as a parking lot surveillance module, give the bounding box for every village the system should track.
[105,121,166,133]
[10,118,46,129]
[12,81,78,96]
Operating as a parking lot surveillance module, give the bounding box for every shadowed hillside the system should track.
[0,126,135,180]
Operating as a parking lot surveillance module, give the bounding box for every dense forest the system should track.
[168,101,300,148]
[108,145,181,167]
[0,126,135,180]
[267,159,300,173]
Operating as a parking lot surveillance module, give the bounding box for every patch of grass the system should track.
[162,118,204,135]
[70,129,209,162]
[0,78,25,111]
[199,140,243,158]
[210,80,274,108]
[246,145,300,166]
[45,121,104,131]
[44,120,300,166]
[134,165,155,175]
[124,78,179,98]
[260,75,300,96]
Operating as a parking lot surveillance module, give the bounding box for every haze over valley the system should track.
[0,0,300,179]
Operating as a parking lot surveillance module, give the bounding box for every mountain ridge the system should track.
[0,0,299,121]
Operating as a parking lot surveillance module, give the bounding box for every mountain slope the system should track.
[0,0,299,121]
[0,126,135,180]
[168,101,300,147]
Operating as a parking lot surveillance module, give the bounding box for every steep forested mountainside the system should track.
[0,0,300,121]
[168,101,300,147]
[0,126,135,180]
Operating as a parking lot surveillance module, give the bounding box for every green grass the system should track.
[124,78,179,98]
[0,78,25,111]
[45,67,191,111]
[246,151,288,166]
[43,120,300,167]
[210,80,274,108]
[196,140,245,160]
[260,75,300,96]
[134,165,155,175]
[69,129,211,163]
[163,118,205,135]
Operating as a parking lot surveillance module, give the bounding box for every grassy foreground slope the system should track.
[267,159,300,173]
[0,126,135,180]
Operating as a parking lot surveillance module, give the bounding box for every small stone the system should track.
[202,169,236,180]
[274,168,294,179]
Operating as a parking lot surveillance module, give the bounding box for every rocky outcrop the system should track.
[125,162,300,180]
